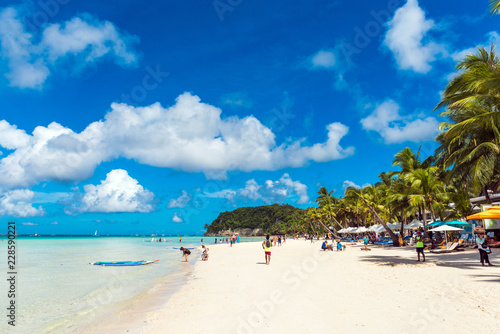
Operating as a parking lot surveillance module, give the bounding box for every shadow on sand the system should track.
[360,247,499,274]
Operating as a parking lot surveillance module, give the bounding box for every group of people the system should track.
[413,229,495,266]
[214,235,240,245]
[179,245,210,262]
[321,239,345,251]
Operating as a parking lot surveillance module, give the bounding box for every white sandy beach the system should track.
[91,239,499,334]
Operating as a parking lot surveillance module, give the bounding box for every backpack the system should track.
[265,240,271,248]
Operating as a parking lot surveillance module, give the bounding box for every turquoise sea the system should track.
[1,236,259,333]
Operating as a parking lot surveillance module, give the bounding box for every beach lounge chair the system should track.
[430,242,458,254]
[435,240,446,249]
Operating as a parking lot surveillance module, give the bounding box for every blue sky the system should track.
[0,0,497,235]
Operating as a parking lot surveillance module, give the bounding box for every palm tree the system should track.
[407,167,449,225]
[490,0,500,15]
[315,187,334,207]
[347,186,400,246]
[434,46,500,201]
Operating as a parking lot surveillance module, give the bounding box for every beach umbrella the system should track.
[444,220,471,228]
[357,227,368,233]
[429,225,464,232]
[426,220,445,228]
[429,225,464,244]
[467,205,500,219]
[404,220,423,230]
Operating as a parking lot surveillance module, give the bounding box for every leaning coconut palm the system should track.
[306,207,332,236]
[347,186,400,246]
[387,178,413,238]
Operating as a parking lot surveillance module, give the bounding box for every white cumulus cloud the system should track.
[206,173,309,205]
[0,7,138,89]
[310,50,336,69]
[172,213,183,223]
[168,190,192,208]
[68,169,154,213]
[384,0,445,73]
[360,99,438,144]
[0,92,353,188]
[0,189,44,217]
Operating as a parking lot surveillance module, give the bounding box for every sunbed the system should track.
[430,242,459,254]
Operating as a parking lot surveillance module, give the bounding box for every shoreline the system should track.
[91,239,499,333]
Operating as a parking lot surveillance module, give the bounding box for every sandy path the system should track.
[100,239,499,334]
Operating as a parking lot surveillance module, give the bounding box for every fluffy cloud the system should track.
[0,92,353,188]
[360,99,438,144]
[168,190,192,208]
[310,50,336,69]
[451,31,500,61]
[206,173,309,205]
[0,7,138,89]
[0,120,30,150]
[384,0,445,73]
[342,180,371,193]
[68,169,154,213]
[172,213,183,223]
[0,189,44,217]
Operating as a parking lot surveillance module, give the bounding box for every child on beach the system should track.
[201,245,209,261]
[179,247,191,262]
[337,241,343,251]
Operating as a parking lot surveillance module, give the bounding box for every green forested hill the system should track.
[204,204,306,235]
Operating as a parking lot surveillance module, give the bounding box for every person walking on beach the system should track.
[363,235,369,251]
[476,232,494,267]
[415,231,425,262]
[278,235,282,247]
[262,235,272,265]
[179,247,191,262]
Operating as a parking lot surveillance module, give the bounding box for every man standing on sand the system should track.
[415,231,425,262]
[262,235,272,265]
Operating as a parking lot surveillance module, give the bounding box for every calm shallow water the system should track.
[0,236,260,333]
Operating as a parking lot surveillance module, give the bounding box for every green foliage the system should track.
[204,204,307,235]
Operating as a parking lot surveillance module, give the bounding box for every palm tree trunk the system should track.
[360,197,399,246]
[399,210,406,245]
[429,201,436,221]
[421,203,427,227]
[484,186,492,203]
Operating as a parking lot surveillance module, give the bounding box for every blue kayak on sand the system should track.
[90,260,159,266]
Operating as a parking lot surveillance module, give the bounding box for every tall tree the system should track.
[434,46,500,201]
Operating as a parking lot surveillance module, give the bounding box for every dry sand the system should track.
[96,239,499,334]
